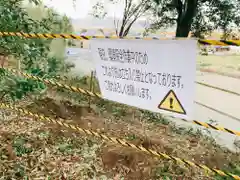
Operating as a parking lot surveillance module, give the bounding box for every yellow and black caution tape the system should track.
[0,102,239,180]
[4,68,101,98]
[0,31,240,46]
[199,39,240,46]
[0,32,90,40]
[3,67,240,137]
[6,67,240,98]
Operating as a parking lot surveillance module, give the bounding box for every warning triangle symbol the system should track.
[158,90,186,115]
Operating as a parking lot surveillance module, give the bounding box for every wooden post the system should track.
[88,71,94,112]
[17,58,21,72]
[81,41,83,48]
[92,70,96,93]
[0,53,8,68]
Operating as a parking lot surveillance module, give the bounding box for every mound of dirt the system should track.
[25,97,92,120]
[17,97,240,179]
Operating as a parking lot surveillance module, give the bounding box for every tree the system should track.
[190,1,215,38]
[150,0,197,37]
[150,0,240,38]
[0,0,73,102]
[90,0,152,37]
[210,0,240,40]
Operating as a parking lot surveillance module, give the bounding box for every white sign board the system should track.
[91,39,197,119]
[65,47,83,57]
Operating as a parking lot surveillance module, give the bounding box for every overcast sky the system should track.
[42,0,125,19]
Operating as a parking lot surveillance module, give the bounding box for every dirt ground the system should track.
[1,54,240,179]
[1,95,239,179]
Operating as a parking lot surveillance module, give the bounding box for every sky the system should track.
[42,0,124,19]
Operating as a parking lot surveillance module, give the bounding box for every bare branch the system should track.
[119,0,131,37]
[93,0,150,37]
[124,0,133,19]
[120,0,149,35]
[123,3,147,36]
[113,15,119,35]
[125,0,147,22]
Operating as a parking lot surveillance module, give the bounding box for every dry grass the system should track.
[1,80,240,179]
[0,115,104,179]
[1,3,239,179]
[2,45,240,179]
[197,55,240,79]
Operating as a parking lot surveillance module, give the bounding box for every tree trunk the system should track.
[176,24,192,37]
[175,0,198,37]
[118,25,125,37]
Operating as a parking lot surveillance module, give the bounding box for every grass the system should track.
[3,3,239,179]
[1,72,240,179]
[197,55,240,77]
[2,48,240,179]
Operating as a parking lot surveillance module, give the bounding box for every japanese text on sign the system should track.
[91,39,196,119]
[98,48,148,64]
[101,65,183,88]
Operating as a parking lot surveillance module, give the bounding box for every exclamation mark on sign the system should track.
[170,97,173,109]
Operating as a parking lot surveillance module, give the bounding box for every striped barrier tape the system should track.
[3,67,240,137]
[0,102,239,180]
[4,68,101,98]
[198,39,240,46]
[0,31,240,46]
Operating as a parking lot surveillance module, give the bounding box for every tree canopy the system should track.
[149,0,240,38]
[91,0,240,38]
[0,0,73,101]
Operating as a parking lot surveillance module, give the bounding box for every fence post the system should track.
[88,71,94,112]
[81,41,83,48]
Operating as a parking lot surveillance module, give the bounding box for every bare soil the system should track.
[1,96,237,179]
[1,54,240,179]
